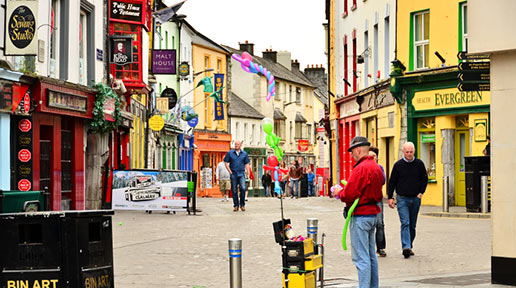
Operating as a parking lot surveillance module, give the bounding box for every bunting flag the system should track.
[152,1,186,24]
[195,76,214,93]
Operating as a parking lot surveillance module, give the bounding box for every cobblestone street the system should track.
[112,197,497,287]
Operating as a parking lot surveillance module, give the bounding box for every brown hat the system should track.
[348,136,371,152]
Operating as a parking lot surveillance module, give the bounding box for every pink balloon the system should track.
[241,52,252,61]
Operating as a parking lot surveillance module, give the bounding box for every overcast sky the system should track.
[164,0,327,69]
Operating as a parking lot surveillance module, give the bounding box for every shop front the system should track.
[391,69,490,206]
[194,131,231,197]
[335,94,361,182]
[31,77,96,210]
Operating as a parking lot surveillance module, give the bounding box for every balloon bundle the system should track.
[262,118,283,161]
[232,52,276,101]
[263,155,288,196]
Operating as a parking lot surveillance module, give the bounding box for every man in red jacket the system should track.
[333,136,384,288]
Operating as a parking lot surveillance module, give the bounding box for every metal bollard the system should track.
[481,175,489,213]
[442,176,449,212]
[307,218,318,243]
[228,238,242,288]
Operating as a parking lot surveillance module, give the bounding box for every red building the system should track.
[335,95,360,182]
[30,77,96,210]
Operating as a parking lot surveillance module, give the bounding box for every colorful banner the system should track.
[111,170,189,212]
[214,73,224,120]
[5,0,38,55]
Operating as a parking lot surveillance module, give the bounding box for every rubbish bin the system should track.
[465,156,490,212]
[0,210,114,288]
[299,173,308,198]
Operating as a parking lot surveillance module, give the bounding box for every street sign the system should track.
[458,62,490,71]
[458,72,490,82]
[458,83,490,92]
[457,52,490,60]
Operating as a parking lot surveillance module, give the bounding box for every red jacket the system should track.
[338,156,384,215]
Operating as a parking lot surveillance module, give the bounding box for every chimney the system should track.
[239,40,254,55]
[277,51,291,69]
[291,59,300,71]
[304,64,327,83]
[262,49,277,63]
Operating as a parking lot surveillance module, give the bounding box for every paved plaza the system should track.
[112,197,502,287]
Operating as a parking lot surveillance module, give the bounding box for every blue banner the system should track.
[214,73,224,120]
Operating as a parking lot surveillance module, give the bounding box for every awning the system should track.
[274,108,287,120]
[295,112,307,123]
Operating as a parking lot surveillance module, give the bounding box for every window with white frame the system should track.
[79,10,87,85]
[244,123,248,143]
[274,119,285,139]
[295,122,302,139]
[461,3,468,51]
[307,124,312,143]
[414,11,430,69]
[275,82,281,101]
[290,121,293,143]
[289,85,293,103]
[251,124,255,145]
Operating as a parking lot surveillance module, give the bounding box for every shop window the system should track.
[110,23,142,84]
[460,3,468,52]
[418,118,436,179]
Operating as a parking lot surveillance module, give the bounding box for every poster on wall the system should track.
[5,0,38,55]
[200,167,212,190]
[112,170,189,211]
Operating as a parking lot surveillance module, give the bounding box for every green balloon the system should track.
[263,123,273,134]
[266,135,274,147]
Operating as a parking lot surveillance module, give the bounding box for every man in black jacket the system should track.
[262,170,272,197]
[388,142,428,259]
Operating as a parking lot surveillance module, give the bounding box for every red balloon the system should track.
[267,155,279,167]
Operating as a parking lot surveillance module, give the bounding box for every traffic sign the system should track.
[18,179,31,191]
[458,62,490,71]
[458,83,490,92]
[18,119,32,132]
[458,72,490,82]
[457,52,490,60]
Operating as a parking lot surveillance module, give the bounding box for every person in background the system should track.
[224,140,251,212]
[369,146,387,257]
[262,170,272,197]
[483,135,491,156]
[288,160,302,198]
[387,142,428,258]
[306,169,316,197]
[279,161,288,198]
[216,161,231,202]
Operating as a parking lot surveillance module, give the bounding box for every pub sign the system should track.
[110,36,133,65]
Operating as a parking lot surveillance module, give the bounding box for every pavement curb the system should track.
[422,212,491,219]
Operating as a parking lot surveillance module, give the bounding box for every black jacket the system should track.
[387,158,428,199]
[262,173,272,186]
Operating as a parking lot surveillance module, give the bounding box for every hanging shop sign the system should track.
[149,115,165,131]
[103,96,116,122]
[298,139,309,152]
[412,88,490,112]
[110,36,133,66]
[178,62,190,77]
[109,0,143,24]
[214,74,224,120]
[47,89,88,113]
[0,81,13,113]
[5,0,38,55]
[152,50,176,74]
[18,118,32,132]
[187,116,198,128]
[474,119,488,142]
[161,88,177,110]
[156,97,169,114]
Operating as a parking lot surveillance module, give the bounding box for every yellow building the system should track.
[190,25,231,198]
[391,0,490,207]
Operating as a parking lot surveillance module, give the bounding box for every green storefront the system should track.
[391,67,490,206]
[244,147,267,197]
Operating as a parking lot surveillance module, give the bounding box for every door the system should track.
[455,129,470,206]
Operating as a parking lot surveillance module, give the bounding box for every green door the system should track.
[455,129,470,206]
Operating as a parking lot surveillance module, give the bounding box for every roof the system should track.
[223,45,315,88]
[182,20,230,54]
[295,112,307,123]
[228,92,265,119]
[274,108,287,120]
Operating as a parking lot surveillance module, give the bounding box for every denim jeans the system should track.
[289,179,299,197]
[350,215,379,288]
[375,200,386,250]
[230,174,246,208]
[264,185,270,197]
[307,182,314,196]
[396,195,421,250]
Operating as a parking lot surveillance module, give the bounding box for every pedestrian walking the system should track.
[224,140,251,212]
[333,136,384,288]
[279,161,288,197]
[262,170,272,197]
[288,160,303,198]
[368,146,387,257]
[306,169,316,197]
[216,161,231,202]
[387,142,428,258]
